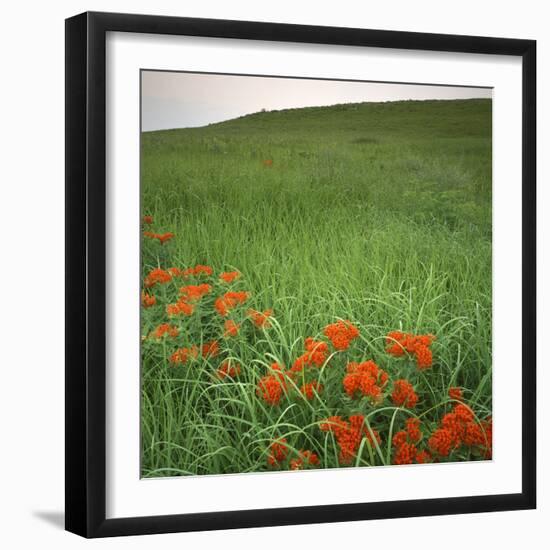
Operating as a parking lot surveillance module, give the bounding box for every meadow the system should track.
[140,98,492,476]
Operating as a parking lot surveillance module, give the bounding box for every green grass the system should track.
[140,98,492,476]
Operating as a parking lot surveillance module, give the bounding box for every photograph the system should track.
[139,70,493,478]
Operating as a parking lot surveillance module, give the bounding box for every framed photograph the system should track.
[65,11,536,538]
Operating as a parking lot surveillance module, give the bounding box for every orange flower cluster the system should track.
[217,360,241,379]
[342,360,388,402]
[391,379,419,408]
[323,320,360,351]
[256,364,288,406]
[391,418,429,465]
[180,283,212,301]
[291,338,329,372]
[185,264,213,277]
[152,323,179,339]
[170,345,199,365]
[223,319,240,337]
[169,265,214,278]
[214,291,250,316]
[219,271,240,283]
[142,215,153,225]
[386,331,435,370]
[248,309,273,328]
[290,450,320,470]
[267,438,289,467]
[202,340,219,358]
[166,299,194,317]
[428,404,492,458]
[144,267,172,288]
[320,415,380,465]
[143,231,175,245]
[141,291,156,308]
[300,381,323,400]
[448,387,463,400]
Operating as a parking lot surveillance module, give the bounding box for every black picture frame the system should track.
[65,11,536,538]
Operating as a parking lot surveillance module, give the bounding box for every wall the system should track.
[0,1,546,548]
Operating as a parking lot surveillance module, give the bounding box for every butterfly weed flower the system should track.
[290,450,320,470]
[170,345,199,365]
[267,438,289,467]
[320,415,380,465]
[179,283,212,301]
[257,363,288,406]
[202,340,220,358]
[141,291,156,308]
[223,319,240,337]
[144,267,172,288]
[406,417,422,442]
[217,360,241,379]
[219,271,241,283]
[391,379,418,408]
[415,450,432,464]
[448,387,463,400]
[323,320,360,351]
[428,404,491,458]
[182,264,213,277]
[142,215,153,225]
[393,441,417,465]
[342,360,388,403]
[166,299,195,317]
[143,232,175,245]
[300,381,323,400]
[291,338,329,372]
[151,323,179,340]
[248,309,273,329]
[214,291,250,316]
[386,330,435,370]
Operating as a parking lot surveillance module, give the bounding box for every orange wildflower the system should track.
[170,345,199,365]
[290,450,320,470]
[217,360,241,379]
[152,323,179,339]
[320,415,380,465]
[448,387,463,400]
[386,330,435,370]
[392,430,408,448]
[291,338,329,372]
[180,283,211,301]
[223,319,240,337]
[323,320,360,351]
[214,291,250,316]
[202,340,219,358]
[143,232,175,244]
[219,271,241,283]
[428,404,491,458]
[267,438,288,467]
[144,267,172,288]
[141,291,156,308]
[300,381,323,400]
[248,309,273,328]
[393,442,417,465]
[168,267,183,277]
[182,265,213,277]
[166,300,195,317]
[342,360,388,402]
[391,379,418,408]
[415,450,432,464]
[406,417,422,442]
[142,215,153,225]
[256,364,288,406]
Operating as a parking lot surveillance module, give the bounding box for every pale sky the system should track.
[141,70,492,132]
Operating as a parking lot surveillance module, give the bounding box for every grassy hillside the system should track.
[140,98,492,476]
